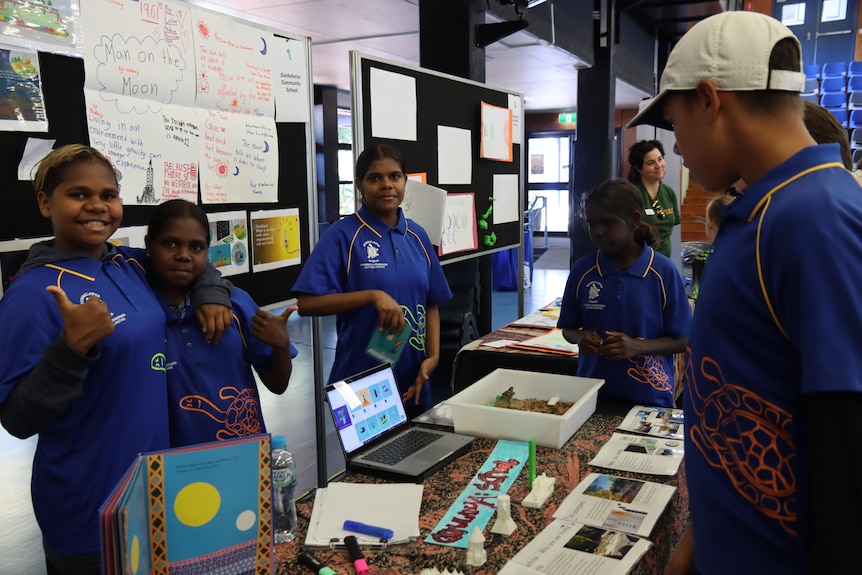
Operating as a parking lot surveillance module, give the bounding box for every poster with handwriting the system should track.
[250,208,301,273]
[198,109,278,204]
[190,8,273,117]
[82,0,200,204]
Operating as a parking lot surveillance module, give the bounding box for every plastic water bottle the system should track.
[271,435,297,543]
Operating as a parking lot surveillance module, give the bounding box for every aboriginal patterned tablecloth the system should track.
[275,404,689,575]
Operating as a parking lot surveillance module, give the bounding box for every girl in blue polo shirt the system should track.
[0,145,231,575]
[558,179,691,407]
[145,199,298,447]
[292,144,451,418]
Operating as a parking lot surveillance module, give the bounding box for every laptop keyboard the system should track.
[363,429,443,464]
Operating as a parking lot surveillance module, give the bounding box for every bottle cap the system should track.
[272,435,287,450]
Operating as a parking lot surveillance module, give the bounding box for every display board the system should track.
[0,1,315,307]
[350,52,523,261]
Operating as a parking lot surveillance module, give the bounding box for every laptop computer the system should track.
[325,363,474,481]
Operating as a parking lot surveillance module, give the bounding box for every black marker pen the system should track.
[297,551,337,575]
[344,535,369,575]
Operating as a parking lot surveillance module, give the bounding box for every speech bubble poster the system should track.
[81,0,200,205]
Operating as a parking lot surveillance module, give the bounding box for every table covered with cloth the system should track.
[275,403,688,575]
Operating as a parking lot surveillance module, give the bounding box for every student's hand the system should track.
[195,303,232,344]
[372,290,405,334]
[600,331,643,361]
[251,306,296,350]
[664,526,695,575]
[402,374,428,406]
[578,329,604,356]
[46,285,114,356]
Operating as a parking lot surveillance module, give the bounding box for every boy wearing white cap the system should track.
[629,11,862,575]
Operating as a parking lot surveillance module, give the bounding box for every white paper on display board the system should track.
[206,210,250,277]
[108,225,147,249]
[191,8,274,118]
[369,67,416,141]
[81,0,200,205]
[19,138,55,180]
[508,93,523,145]
[250,208,301,273]
[492,173,519,224]
[437,125,472,185]
[198,109,278,204]
[402,179,446,246]
[272,35,310,123]
[86,91,201,205]
[439,193,477,256]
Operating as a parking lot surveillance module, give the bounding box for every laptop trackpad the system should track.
[418,445,451,462]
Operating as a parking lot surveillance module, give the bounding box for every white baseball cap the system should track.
[627,11,806,130]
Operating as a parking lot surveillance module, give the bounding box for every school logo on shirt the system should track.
[361,240,388,270]
[151,353,167,372]
[585,280,605,311]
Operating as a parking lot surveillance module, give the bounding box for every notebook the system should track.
[325,363,475,481]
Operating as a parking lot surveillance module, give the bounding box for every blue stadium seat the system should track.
[822,61,847,79]
[849,61,862,77]
[820,91,847,109]
[804,64,821,80]
[820,76,846,93]
[803,77,819,95]
[851,109,862,129]
[848,75,862,93]
[802,93,819,104]
[854,148,862,165]
[830,108,848,128]
[852,128,862,149]
[850,91,862,110]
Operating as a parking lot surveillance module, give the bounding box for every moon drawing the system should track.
[260,37,267,55]
[233,166,240,176]
[263,141,270,153]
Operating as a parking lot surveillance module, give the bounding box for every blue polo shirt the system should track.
[162,287,298,447]
[292,206,451,405]
[558,243,691,407]
[0,250,169,556]
[686,143,862,575]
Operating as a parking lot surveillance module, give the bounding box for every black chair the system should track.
[429,258,480,393]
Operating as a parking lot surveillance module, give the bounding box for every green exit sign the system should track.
[558,112,577,124]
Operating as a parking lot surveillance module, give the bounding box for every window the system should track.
[336,109,355,216]
[526,135,573,233]
[781,3,806,26]
[821,0,847,23]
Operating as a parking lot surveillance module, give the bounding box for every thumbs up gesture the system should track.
[251,306,296,350]
[46,286,115,356]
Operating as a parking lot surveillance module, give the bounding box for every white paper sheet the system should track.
[305,482,423,547]
[402,179,446,245]
[437,125,472,185]
[493,173,520,224]
[370,67,417,141]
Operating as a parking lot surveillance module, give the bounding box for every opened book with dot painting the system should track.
[99,434,274,575]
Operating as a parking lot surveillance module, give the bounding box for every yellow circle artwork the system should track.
[174,481,221,527]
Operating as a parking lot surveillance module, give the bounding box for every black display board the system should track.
[354,54,522,260]
[0,49,312,307]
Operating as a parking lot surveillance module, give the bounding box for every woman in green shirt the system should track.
[627,140,680,258]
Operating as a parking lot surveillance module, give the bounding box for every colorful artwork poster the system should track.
[82,0,199,205]
[0,0,77,50]
[86,92,200,204]
[0,47,47,132]
[439,193,478,256]
[198,108,278,204]
[206,210,250,277]
[191,8,274,117]
[250,208,300,273]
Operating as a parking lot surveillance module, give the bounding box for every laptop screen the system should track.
[325,364,410,455]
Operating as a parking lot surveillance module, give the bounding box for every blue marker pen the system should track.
[343,520,394,540]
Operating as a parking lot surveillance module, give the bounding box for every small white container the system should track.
[446,369,604,449]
